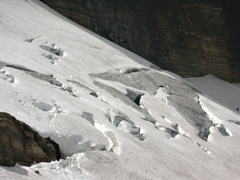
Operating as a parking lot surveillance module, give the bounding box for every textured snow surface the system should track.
[0,0,240,179]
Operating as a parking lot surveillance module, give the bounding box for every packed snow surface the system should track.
[0,0,240,179]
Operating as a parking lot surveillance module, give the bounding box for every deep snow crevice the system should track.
[1,63,63,87]
[165,82,213,141]
[0,63,36,84]
[0,69,15,83]
[42,53,59,64]
[214,123,231,136]
[25,36,41,43]
[167,97,213,141]
[32,101,53,112]
[81,112,122,155]
[93,80,156,125]
[6,64,36,72]
[67,80,98,97]
[90,67,175,95]
[40,42,64,57]
[126,89,144,106]
[27,72,62,86]
[154,122,179,138]
[107,109,146,141]
[25,38,34,43]
[82,112,94,125]
[196,96,233,138]
[4,65,76,95]
[118,67,150,74]
[92,68,214,141]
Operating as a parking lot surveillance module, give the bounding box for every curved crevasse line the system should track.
[197,95,233,138]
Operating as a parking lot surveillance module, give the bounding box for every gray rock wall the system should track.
[41,0,240,82]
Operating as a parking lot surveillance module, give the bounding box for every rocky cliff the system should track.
[0,113,61,166]
[40,0,240,82]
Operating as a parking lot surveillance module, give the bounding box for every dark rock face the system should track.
[40,0,240,82]
[0,112,60,166]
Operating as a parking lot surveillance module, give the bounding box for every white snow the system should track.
[186,74,240,111]
[0,0,240,179]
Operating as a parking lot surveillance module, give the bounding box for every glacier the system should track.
[0,0,240,179]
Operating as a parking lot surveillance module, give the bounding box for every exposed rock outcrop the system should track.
[40,0,240,82]
[0,112,61,166]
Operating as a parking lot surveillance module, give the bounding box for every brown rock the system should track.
[40,0,240,82]
[0,112,61,166]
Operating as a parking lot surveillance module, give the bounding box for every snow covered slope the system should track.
[0,0,240,179]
